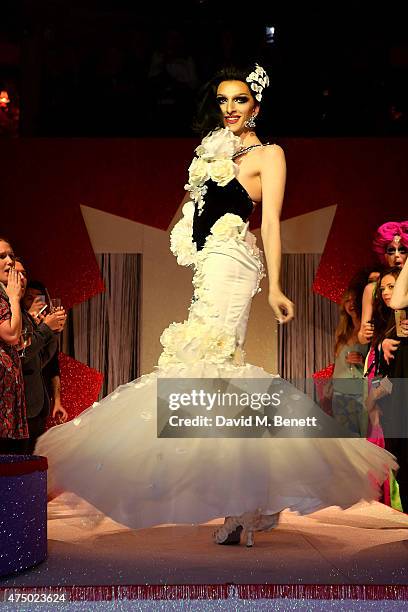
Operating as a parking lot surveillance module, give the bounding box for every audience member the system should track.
[22,279,48,322]
[0,239,28,453]
[14,260,67,453]
[332,288,368,436]
[366,266,408,511]
[21,278,68,424]
[391,256,408,310]
[359,221,408,347]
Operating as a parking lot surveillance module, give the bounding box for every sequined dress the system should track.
[36,128,397,529]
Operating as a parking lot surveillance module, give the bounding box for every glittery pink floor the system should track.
[1,495,407,587]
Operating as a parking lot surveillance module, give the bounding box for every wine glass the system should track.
[50,298,62,313]
[18,327,33,358]
[345,351,357,378]
[346,351,364,378]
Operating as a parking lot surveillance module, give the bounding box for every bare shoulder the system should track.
[258,144,285,169]
[258,144,286,178]
[261,143,285,160]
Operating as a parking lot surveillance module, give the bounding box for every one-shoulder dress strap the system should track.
[232,142,272,160]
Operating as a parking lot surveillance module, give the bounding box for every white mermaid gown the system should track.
[36,129,397,530]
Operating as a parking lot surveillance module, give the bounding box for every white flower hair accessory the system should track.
[246,63,270,102]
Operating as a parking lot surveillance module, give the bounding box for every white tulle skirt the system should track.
[36,235,397,530]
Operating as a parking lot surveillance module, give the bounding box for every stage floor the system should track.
[1,495,407,588]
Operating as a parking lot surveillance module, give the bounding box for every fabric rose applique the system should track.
[185,127,241,215]
[169,128,249,268]
[170,201,197,267]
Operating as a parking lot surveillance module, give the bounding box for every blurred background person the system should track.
[314,266,379,418]
[384,254,408,366]
[14,259,67,453]
[369,267,403,387]
[332,288,368,436]
[358,222,408,414]
[21,277,68,424]
[22,279,47,321]
[391,256,408,310]
[359,221,408,348]
[0,239,28,453]
[367,266,408,511]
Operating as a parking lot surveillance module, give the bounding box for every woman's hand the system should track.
[52,401,68,424]
[359,320,374,343]
[345,351,364,365]
[5,268,23,301]
[268,289,294,324]
[382,338,400,364]
[29,296,47,319]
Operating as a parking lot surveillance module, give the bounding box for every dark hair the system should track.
[346,265,385,320]
[192,63,262,137]
[372,266,401,345]
[27,279,46,293]
[14,256,28,276]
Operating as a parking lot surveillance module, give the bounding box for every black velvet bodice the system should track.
[192,178,254,250]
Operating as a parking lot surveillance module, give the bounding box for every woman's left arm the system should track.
[390,258,408,309]
[260,145,294,323]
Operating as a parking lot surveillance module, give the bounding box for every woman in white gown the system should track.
[36,63,397,546]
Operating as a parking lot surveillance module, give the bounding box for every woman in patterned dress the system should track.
[0,238,28,453]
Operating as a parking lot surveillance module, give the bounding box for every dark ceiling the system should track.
[1,1,407,136]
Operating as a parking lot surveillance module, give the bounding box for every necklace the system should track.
[232,143,268,160]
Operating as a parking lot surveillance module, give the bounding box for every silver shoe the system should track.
[213,510,280,547]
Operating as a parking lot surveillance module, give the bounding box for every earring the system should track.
[245,114,256,128]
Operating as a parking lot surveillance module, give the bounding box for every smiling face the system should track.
[343,293,357,317]
[0,240,15,285]
[216,80,259,136]
[379,274,396,307]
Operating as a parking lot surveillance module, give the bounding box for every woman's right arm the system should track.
[390,258,408,309]
[357,283,375,344]
[0,269,23,345]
